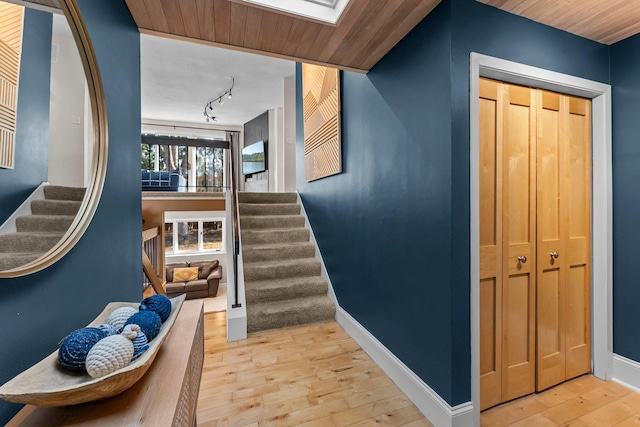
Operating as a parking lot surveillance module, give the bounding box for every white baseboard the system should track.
[612,354,640,394]
[336,307,474,427]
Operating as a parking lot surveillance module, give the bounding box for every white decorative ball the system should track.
[85,335,134,378]
[105,307,138,331]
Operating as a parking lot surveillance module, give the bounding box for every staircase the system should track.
[0,185,85,270]
[238,192,335,333]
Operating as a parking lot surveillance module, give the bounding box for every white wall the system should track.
[283,76,297,192]
[268,108,285,192]
[48,13,86,188]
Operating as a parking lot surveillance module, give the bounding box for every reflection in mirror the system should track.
[0,0,104,276]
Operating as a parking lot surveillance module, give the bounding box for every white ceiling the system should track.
[140,34,295,129]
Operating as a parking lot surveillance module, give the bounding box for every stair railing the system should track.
[228,141,241,309]
[142,226,165,295]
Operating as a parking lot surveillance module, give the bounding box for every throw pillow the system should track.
[172,267,199,282]
[165,262,188,282]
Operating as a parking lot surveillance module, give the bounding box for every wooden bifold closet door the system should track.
[479,78,592,411]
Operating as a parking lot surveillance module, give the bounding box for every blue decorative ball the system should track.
[95,324,118,336]
[139,294,172,322]
[121,324,148,355]
[58,327,107,371]
[123,311,162,341]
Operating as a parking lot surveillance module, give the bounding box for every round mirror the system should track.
[0,0,107,278]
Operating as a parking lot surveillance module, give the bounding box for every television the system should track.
[242,140,266,175]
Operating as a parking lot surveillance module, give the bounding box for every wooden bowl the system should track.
[0,294,185,407]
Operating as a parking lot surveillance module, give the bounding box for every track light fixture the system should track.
[203,77,234,123]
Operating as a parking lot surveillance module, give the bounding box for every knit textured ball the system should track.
[123,311,162,341]
[95,324,118,336]
[85,334,135,378]
[58,328,107,371]
[139,294,172,322]
[122,324,148,356]
[106,306,138,331]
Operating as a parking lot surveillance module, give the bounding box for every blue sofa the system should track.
[141,170,186,192]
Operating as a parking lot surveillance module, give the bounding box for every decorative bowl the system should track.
[0,294,185,407]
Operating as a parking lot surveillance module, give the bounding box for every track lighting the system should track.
[203,77,234,123]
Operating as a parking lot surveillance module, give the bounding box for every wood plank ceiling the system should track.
[123,0,442,73]
[478,0,640,45]
[20,0,640,70]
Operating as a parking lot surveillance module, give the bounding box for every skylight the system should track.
[241,0,350,25]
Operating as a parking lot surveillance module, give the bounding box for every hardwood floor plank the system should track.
[578,398,640,426]
[297,416,337,427]
[614,414,640,426]
[481,396,548,426]
[347,405,426,426]
[540,387,621,425]
[532,382,580,408]
[401,419,436,427]
[197,391,233,411]
[330,394,414,426]
[344,383,406,409]
[507,413,558,427]
[260,399,349,427]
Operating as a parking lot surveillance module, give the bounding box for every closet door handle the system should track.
[517,256,527,264]
[550,252,559,259]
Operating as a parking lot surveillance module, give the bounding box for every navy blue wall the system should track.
[297,0,610,406]
[611,33,640,361]
[0,1,141,423]
[448,0,609,404]
[0,9,51,224]
[297,1,455,402]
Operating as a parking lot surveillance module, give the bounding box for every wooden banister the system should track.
[142,226,165,295]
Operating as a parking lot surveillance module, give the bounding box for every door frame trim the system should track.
[469,52,612,425]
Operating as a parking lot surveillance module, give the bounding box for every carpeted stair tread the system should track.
[242,241,316,262]
[245,275,328,303]
[0,232,65,253]
[247,295,336,333]
[240,214,305,230]
[44,185,86,201]
[244,258,321,282]
[238,192,297,204]
[0,252,45,270]
[31,199,82,216]
[239,203,300,216]
[242,227,309,245]
[16,214,76,232]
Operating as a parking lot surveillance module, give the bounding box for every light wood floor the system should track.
[481,375,640,426]
[196,310,640,427]
[197,311,434,427]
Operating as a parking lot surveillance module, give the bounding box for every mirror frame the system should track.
[0,0,108,278]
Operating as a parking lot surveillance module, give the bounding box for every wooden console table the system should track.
[7,300,204,427]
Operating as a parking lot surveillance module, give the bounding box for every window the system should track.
[141,137,225,193]
[165,219,224,254]
[195,146,224,192]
